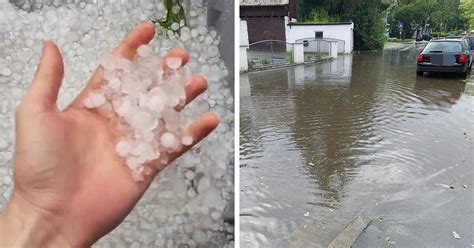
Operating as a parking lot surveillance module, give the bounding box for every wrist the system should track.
[0,193,72,248]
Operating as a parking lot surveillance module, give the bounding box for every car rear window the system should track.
[424,41,462,52]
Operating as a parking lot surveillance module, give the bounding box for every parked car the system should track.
[416,33,433,41]
[417,38,472,77]
[416,24,433,41]
[446,35,474,51]
[466,36,474,54]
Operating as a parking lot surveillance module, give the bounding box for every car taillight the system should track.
[417,53,424,62]
[457,54,468,63]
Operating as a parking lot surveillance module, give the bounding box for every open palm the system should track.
[10,23,219,247]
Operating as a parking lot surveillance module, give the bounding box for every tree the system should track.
[349,0,386,50]
[305,9,340,23]
[460,0,474,30]
[297,0,389,20]
[388,0,465,38]
[297,0,387,50]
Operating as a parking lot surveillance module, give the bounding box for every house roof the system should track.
[240,0,289,6]
[288,22,353,26]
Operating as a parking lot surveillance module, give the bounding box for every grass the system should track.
[385,38,416,44]
[286,50,294,64]
[384,38,417,48]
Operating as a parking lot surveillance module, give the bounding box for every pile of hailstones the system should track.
[83,44,193,181]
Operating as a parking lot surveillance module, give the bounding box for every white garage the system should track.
[285,21,354,53]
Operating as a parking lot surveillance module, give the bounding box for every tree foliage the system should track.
[349,1,386,50]
[296,0,469,50]
[296,0,390,20]
[297,0,386,50]
[460,0,474,30]
[388,0,465,39]
[305,9,340,23]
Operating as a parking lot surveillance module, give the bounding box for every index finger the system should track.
[139,112,220,188]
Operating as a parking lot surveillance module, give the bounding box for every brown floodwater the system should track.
[240,48,474,247]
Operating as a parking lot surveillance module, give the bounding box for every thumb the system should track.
[26,41,64,111]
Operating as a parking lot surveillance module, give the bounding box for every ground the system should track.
[240,45,473,247]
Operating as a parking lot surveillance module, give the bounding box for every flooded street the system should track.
[240,48,474,247]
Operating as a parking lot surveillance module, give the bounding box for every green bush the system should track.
[432,31,449,38]
[297,0,388,51]
[248,60,256,70]
[306,9,340,23]
[286,50,294,64]
[261,59,270,65]
[350,0,386,50]
[388,0,466,40]
[433,30,468,38]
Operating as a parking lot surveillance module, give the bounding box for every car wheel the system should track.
[459,71,467,78]
[416,71,423,76]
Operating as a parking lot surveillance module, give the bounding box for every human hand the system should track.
[0,22,219,247]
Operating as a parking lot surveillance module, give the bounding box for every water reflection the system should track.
[241,48,474,247]
[414,76,466,106]
[288,55,377,208]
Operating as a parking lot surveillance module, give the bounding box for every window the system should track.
[315,31,323,39]
[423,41,462,53]
[462,39,468,51]
[464,38,473,50]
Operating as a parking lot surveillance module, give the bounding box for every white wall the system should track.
[240,0,289,5]
[240,73,251,97]
[285,16,291,51]
[293,43,304,64]
[240,19,249,47]
[297,39,345,53]
[240,47,249,72]
[286,23,354,53]
[240,19,249,71]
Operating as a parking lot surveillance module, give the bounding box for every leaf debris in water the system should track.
[453,231,460,239]
[436,183,454,189]
[384,237,396,244]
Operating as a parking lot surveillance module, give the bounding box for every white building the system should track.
[285,20,354,53]
[239,0,354,71]
[240,19,250,72]
[240,0,288,5]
